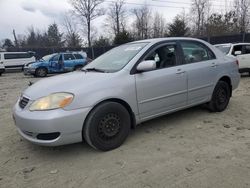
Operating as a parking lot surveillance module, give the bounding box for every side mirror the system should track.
[137,60,156,72]
[234,51,242,56]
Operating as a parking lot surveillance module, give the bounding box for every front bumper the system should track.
[23,67,36,75]
[13,101,91,146]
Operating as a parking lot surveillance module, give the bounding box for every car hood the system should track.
[25,61,36,66]
[23,71,117,100]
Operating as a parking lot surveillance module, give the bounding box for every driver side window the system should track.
[51,54,60,62]
[145,44,177,69]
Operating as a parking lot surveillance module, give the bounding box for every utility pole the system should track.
[13,29,19,48]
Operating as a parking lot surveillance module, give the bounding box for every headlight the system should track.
[29,93,74,111]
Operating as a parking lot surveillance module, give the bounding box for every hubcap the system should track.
[217,88,227,104]
[38,69,46,76]
[98,113,121,140]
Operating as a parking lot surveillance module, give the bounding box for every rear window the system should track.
[73,54,84,59]
[4,53,32,60]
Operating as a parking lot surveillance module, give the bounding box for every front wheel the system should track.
[208,81,231,112]
[83,102,131,151]
[35,67,47,77]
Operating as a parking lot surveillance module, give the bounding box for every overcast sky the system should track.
[0,0,232,41]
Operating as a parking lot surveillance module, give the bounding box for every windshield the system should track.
[215,45,231,55]
[84,42,149,72]
[42,54,56,61]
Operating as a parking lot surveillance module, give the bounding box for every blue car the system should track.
[24,52,87,77]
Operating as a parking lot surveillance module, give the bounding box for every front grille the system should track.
[37,132,60,140]
[19,96,29,109]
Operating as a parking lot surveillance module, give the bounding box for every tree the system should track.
[70,0,104,47]
[26,26,37,48]
[168,15,190,37]
[206,11,239,36]
[191,0,211,36]
[107,0,126,36]
[152,12,167,38]
[234,0,250,33]
[113,30,132,45]
[63,14,82,48]
[131,4,152,40]
[92,36,111,47]
[47,23,64,47]
[2,39,14,49]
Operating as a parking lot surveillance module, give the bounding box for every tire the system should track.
[74,65,83,71]
[83,102,131,151]
[208,81,231,112]
[35,67,47,77]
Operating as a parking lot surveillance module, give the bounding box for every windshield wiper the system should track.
[82,68,106,73]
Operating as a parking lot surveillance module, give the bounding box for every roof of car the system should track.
[215,43,250,46]
[129,37,206,44]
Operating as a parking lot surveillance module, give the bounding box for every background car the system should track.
[0,51,35,71]
[13,38,240,151]
[0,62,5,76]
[24,52,87,77]
[215,43,250,74]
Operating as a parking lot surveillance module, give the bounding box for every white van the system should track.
[0,52,35,70]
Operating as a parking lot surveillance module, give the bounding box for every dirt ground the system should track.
[1,72,250,188]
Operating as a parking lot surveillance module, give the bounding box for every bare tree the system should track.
[63,14,82,47]
[131,4,152,40]
[234,0,250,33]
[107,0,126,36]
[70,0,104,47]
[152,12,166,38]
[191,0,211,36]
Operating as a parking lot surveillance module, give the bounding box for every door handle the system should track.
[211,62,218,67]
[176,69,186,74]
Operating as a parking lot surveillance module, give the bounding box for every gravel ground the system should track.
[1,72,250,188]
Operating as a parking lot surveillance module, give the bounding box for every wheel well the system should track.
[219,76,232,96]
[36,66,48,72]
[85,98,136,130]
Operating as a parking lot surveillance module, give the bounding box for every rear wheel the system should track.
[35,67,47,77]
[208,81,230,112]
[83,102,131,151]
[74,65,83,71]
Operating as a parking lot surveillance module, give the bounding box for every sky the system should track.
[0,0,234,41]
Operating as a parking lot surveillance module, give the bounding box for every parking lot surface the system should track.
[1,73,250,188]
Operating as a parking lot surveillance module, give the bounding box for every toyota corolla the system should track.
[13,38,240,151]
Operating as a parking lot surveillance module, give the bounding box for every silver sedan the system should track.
[13,38,240,151]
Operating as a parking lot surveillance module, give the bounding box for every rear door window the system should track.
[64,54,75,61]
[73,54,84,59]
[180,41,216,64]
